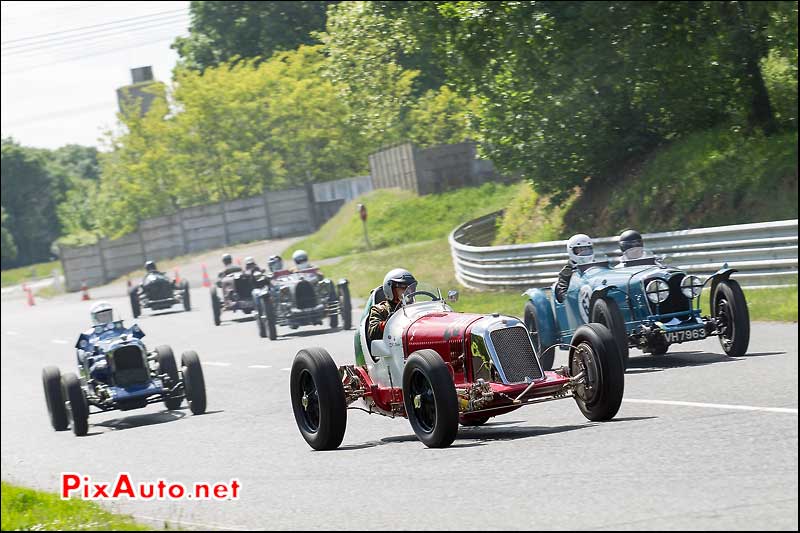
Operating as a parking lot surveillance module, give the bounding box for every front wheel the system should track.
[42,366,68,431]
[130,287,141,318]
[339,282,352,330]
[569,324,624,422]
[713,279,750,357]
[402,349,459,448]
[255,296,267,338]
[590,297,630,368]
[182,281,191,311]
[61,372,89,436]
[181,351,206,415]
[290,348,347,450]
[210,288,221,326]
[156,345,182,410]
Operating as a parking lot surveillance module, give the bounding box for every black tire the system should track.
[339,282,352,330]
[265,296,277,340]
[402,349,459,448]
[713,279,750,357]
[646,338,669,355]
[290,348,347,451]
[156,345,182,410]
[590,296,630,368]
[256,297,268,338]
[459,415,490,427]
[569,324,624,422]
[210,288,221,326]
[61,372,88,437]
[329,312,339,329]
[42,366,68,431]
[182,281,191,311]
[129,287,141,319]
[524,301,551,370]
[181,351,206,415]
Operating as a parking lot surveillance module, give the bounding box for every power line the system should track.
[1,7,188,46]
[2,15,189,57]
[2,101,119,127]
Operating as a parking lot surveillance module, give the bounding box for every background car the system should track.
[210,270,266,326]
[42,320,206,436]
[289,283,624,450]
[254,268,351,340]
[523,259,750,369]
[130,271,190,318]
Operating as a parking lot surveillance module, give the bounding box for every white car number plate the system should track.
[664,327,707,344]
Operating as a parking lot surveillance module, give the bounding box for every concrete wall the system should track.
[369,143,419,193]
[313,175,373,203]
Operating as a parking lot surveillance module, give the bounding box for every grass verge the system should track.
[1,260,62,287]
[1,481,152,531]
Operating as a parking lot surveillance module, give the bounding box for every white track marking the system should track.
[624,398,798,415]
[5,331,19,335]
[280,367,291,371]
[51,339,69,344]
[202,362,231,367]
[248,365,272,369]
[133,514,249,531]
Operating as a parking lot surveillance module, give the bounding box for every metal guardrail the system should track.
[449,213,799,290]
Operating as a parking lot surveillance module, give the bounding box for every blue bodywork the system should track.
[525,260,736,353]
[74,321,170,410]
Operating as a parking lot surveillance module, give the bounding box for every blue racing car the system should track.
[523,257,750,369]
[42,303,207,436]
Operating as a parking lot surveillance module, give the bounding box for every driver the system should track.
[367,268,417,344]
[243,256,262,276]
[555,234,594,303]
[89,301,115,325]
[267,255,284,273]
[218,253,242,279]
[618,229,645,262]
[143,260,164,277]
[291,250,313,271]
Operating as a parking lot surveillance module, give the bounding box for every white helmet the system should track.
[90,301,115,325]
[292,249,309,269]
[567,234,594,266]
[382,268,417,301]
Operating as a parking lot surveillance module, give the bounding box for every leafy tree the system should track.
[0,207,17,265]
[173,1,336,71]
[0,139,60,266]
[407,86,478,147]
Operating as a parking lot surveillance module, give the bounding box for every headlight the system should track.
[645,279,670,304]
[680,275,703,299]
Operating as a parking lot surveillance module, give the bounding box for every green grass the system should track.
[1,260,62,287]
[320,238,797,322]
[286,182,521,260]
[0,482,152,531]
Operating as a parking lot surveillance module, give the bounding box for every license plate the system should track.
[664,327,707,344]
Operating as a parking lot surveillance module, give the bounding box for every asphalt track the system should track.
[1,244,797,530]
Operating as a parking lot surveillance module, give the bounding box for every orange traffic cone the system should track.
[81,280,90,301]
[23,284,35,306]
[201,263,211,288]
[174,268,181,284]
[236,257,242,266]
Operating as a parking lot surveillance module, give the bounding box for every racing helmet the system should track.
[244,256,256,269]
[90,301,115,325]
[268,255,283,273]
[619,229,644,259]
[145,260,157,272]
[567,234,594,266]
[221,253,232,266]
[382,268,417,302]
[292,249,309,270]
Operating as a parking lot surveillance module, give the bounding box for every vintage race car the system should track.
[210,269,266,326]
[253,267,352,340]
[289,283,624,450]
[129,271,190,318]
[42,320,206,436]
[523,257,750,369]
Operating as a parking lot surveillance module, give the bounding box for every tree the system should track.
[173,1,336,71]
[407,86,478,147]
[0,207,17,265]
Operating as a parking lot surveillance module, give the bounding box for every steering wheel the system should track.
[402,290,439,304]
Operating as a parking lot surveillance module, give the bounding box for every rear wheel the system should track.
[402,349,459,448]
[590,297,630,368]
[570,324,624,422]
[42,366,68,431]
[265,296,278,340]
[339,282,352,330]
[181,351,206,415]
[255,297,267,338]
[713,279,750,357]
[290,348,347,450]
[524,301,551,370]
[329,312,339,329]
[62,372,88,436]
[182,281,191,311]
[129,287,141,318]
[156,345,182,410]
[210,288,221,326]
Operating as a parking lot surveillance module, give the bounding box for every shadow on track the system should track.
[88,408,224,434]
[626,350,753,374]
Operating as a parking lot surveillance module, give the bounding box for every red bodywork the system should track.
[351,311,572,417]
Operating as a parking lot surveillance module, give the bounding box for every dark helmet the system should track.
[145,260,157,272]
[222,253,233,266]
[268,255,283,273]
[619,229,644,253]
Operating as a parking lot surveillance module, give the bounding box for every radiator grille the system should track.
[295,280,318,309]
[144,276,173,300]
[490,326,543,383]
[112,346,149,386]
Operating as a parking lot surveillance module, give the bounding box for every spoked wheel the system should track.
[42,366,68,431]
[569,324,624,422]
[713,279,750,357]
[402,349,459,448]
[290,348,347,451]
[524,301,551,370]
